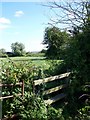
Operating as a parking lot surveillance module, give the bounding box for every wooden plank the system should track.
[85,85,90,88]
[44,93,66,105]
[0,93,22,100]
[0,82,22,87]
[43,84,68,95]
[34,72,70,85]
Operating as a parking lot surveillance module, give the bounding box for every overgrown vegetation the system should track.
[1,0,90,119]
[1,58,65,119]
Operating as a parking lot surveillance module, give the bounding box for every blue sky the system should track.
[0,0,83,52]
[0,2,51,52]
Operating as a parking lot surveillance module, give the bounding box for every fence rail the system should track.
[44,93,67,105]
[43,84,68,95]
[0,81,24,100]
[0,82,22,87]
[34,72,70,85]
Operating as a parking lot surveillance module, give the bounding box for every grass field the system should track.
[0,57,63,77]
[0,56,45,61]
[0,56,50,70]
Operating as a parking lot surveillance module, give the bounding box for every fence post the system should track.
[33,81,35,94]
[22,80,24,96]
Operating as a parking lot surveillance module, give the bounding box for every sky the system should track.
[0,0,85,52]
[0,1,52,52]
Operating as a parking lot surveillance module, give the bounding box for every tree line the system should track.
[0,42,46,57]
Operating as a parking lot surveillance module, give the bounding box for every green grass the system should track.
[0,57,63,75]
[0,56,49,69]
[0,56,45,61]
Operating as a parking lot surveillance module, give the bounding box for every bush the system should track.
[47,107,64,120]
[17,94,47,120]
[1,58,44,118]
[44,60,67,77]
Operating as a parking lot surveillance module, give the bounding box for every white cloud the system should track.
[0,17,11,30]
[15,11,24,17]
[0,17,11,24]
[0,24,10,30]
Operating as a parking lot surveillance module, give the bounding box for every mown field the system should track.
[0,56,45,61]
[0,57,50,71]
[0,56,62,70]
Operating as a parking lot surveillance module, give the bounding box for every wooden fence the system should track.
[1,72,70,120]
[34,72,70,105]
[0,72,70,103]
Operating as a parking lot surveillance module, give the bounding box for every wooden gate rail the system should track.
[34,72,70,85]
[43,84,68,95]
[0,80,24,100]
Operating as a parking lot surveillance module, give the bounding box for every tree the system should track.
[44,0,89,30]
[11,42,25,56]
[44,0,90,118]
[0,48,6,57]
[43,26,69,59]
